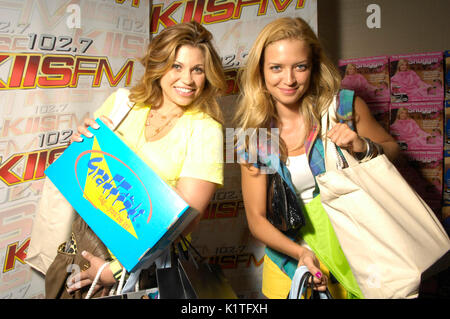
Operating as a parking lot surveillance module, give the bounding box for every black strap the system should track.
[288,270,333,299]
[178,235,212,271]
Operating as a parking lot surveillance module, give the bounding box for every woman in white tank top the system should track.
[234,17,400,299]
[286,154,315,204]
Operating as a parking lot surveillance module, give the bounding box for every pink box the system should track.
[389,52,444,102]
[444,149,450,208]
[445,100,450,145]
[367,102,390,132]
[445,50,450,100]
[390,101,444,151]
[399,150,443,201]
[339,55,390,103]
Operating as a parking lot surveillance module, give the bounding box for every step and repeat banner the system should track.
[0,0,317,299]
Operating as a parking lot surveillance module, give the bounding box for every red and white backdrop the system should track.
[0,0,316,299]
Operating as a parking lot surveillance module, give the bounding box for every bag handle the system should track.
[85,261,110,299]
[321,91,360,172]
[108,88,135,131]
[178,235,214,272]
[288,265,333,299]
[323,113,357,171]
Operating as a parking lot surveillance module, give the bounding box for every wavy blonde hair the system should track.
[129,21,226,124]
[234,17,341,161]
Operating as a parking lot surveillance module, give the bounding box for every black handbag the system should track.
[156,244,196,299]
[266,169,305,232]
[157,237,237,299]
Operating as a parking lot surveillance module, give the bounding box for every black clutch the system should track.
[266,172,305,232]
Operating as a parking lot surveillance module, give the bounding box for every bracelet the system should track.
[361,137,372,161]
[356,137,383,163]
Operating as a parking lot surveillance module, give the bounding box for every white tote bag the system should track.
[26,178,76,275]
[26,88,134,275]
[316,101,450,299]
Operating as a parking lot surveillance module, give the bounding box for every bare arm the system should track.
[174,177,218,236]
[327,96,401,164]
[353,97,400,163]
[240,164,327,288]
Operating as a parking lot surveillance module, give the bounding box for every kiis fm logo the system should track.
[150,0,307,33]
[0,146,66,186]
[116,0,141,7]
[0,53,134,90]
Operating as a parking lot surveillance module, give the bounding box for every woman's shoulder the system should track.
[183,110,223,129]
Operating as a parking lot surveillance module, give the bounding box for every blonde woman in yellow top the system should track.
[65,21,226,296]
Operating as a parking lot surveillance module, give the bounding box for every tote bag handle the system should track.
[288,266,333,299]
[320,93,360,172]
[108,88,135,131]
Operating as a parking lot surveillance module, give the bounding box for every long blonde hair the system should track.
[129,21,226,124]
[234,17,341,161]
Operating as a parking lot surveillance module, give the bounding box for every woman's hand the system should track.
[70,116,114,143]
[327,122,366,153]
[297,249,328,291]
[66,250,116,296]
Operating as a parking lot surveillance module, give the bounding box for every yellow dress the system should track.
[262,253,348,299]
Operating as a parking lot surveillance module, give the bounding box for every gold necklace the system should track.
[145,107,183,140]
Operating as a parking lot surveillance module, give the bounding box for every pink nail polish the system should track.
[315,271,322,279]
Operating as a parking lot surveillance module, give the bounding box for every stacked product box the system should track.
[390,101,444,152]
[445,50,450,100]
[390,102,444,215]
[444,145,450,222]
[398,150,443,212]
[389,52,444,103]
[339,55,391,104]
[389,52,445,219]
[443,51,450,227]
[339,52,446,220]
[338,55,391,131]
[445,100,450,210]
[446,100,450,145]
